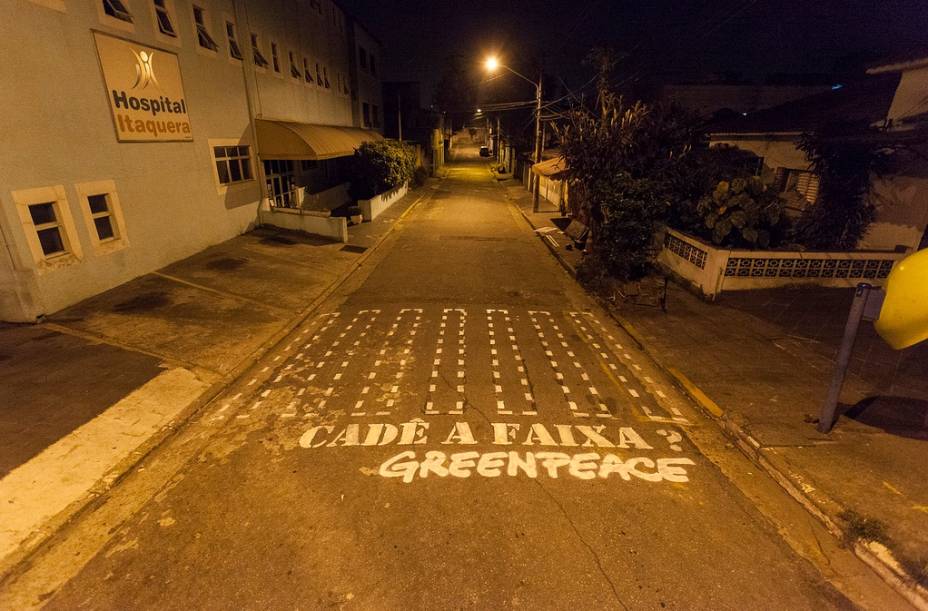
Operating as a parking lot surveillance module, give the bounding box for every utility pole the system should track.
[496,115,502,163]
[397,91,402,142]
[532,71,543,212]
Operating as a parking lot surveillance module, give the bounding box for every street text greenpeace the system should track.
[378,451,696,484]
[298,420,696,484]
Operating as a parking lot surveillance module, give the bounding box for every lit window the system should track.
[29,202,67,257]
[323,66,330,89]
[303,58,313,83]
[87,194,117,241]
[153,0,176,36]
[213,145,253,185]
[289,51,301,79]
[270,42,280,73]
[103,0,133,22]
[251,33,268,68]
[226,22,242,60]
[193,6,218,51]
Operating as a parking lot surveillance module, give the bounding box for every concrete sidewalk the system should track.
[509,181,928,605]
[0,185,427,575]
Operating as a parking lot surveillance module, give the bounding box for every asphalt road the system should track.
[33,149,856,609]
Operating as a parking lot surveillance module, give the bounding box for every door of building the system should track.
[263,159,296,208]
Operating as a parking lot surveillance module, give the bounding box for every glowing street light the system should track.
[483,55,544,212]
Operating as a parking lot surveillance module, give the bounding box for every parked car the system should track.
[479,145,490,157]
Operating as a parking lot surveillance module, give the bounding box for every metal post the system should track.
[818,283,871,433]
[532,75,543,213]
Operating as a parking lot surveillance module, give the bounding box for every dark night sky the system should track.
[339,0,928,105]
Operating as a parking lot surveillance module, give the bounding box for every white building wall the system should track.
[0,0,364,321]
[885,65,928,125]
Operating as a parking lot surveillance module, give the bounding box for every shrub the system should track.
[697,176,787,248]
[350,140,416,200]
[665,145,768,236]
[589,173,668,279]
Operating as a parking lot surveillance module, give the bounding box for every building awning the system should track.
[532,155,568,177]
[255,119,384,160]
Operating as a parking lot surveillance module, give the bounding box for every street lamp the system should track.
[484,55,543,212]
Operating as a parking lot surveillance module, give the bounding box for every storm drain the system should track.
[340,244,368,254]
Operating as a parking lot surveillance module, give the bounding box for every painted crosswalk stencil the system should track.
[212,307,689,426]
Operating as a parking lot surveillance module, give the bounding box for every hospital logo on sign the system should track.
[94,32,192,142]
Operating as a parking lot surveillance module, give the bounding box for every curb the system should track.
[517,203,928,609]
[0,189,430,584]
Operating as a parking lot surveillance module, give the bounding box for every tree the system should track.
[557,48,699,280]
[792,123,893,250]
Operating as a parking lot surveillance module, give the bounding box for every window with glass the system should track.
[251,33,268,68]
[303,58,313,83]
[271,42,280,73]
[153,0,176,36]
[213,145,253,185]
[323,66,330,88]
[29,202,67,257]
[226,22,242,60]
[289,51,301,79]
[87,194,117,241]
[193,6,218,51]
[103,0,133,22]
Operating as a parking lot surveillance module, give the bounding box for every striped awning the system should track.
[255,119,383,160]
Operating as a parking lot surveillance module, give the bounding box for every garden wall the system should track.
[257,203,348,243]
[302,182,351,213]
[659,228,903,300]
[358,182,408,222]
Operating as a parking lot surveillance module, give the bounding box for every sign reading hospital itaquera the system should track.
[94,32,192,143]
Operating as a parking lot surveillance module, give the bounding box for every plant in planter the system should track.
[350,140,417,200]
[697,176,787,248]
